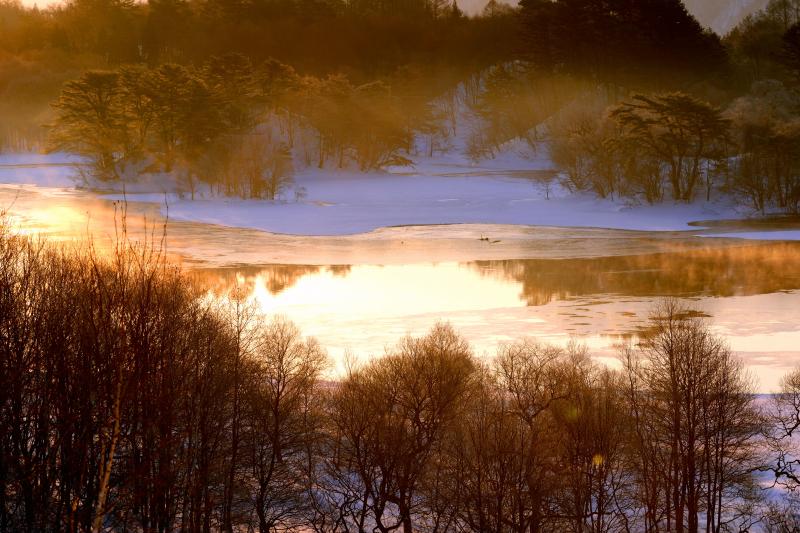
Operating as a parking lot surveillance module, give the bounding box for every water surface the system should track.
[195,244,800,390]
[4,179,800,391]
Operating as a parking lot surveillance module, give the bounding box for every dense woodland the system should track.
[2,222,800,533]
[1,0,800,211]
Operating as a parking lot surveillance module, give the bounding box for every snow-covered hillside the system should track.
[108,167,749,236]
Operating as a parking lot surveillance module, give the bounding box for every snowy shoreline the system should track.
[3,153,800,242]
[99,170,800,241]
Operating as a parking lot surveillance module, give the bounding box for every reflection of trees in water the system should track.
[194,264,353,295]
[327,265,352,277]
[193,265,322,295]
[473,243,800,306]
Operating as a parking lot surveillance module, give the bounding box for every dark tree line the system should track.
[2,221,800,532]
[14,0,800,215]
[518,0,726,89]
[439,0,800,214]
[0,0,511,73]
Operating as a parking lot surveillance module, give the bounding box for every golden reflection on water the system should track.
[7,205,88,237]
[1,185,187,263]
[194,242,800,391]
[198,243,800,302]
[475,243,800,305]
[3,186,152,237]
[6,182,800,391]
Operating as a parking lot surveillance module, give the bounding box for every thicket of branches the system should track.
[3,224,800,532]
[548,92,732,205]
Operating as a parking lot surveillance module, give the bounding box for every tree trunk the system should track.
[93,374,124,533]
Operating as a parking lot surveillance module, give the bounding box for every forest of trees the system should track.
[2,221,800,532]
[0,0,515,198]
[4,0,800,211]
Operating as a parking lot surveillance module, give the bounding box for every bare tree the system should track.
[622,300,762,533]
[243,317,326,532]
[327,323,475,533]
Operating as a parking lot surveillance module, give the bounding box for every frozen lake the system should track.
[3,161,800,391]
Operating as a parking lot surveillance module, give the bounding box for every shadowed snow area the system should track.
[128,169,750,236]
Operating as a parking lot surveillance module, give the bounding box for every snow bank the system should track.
[106,167,749,237]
